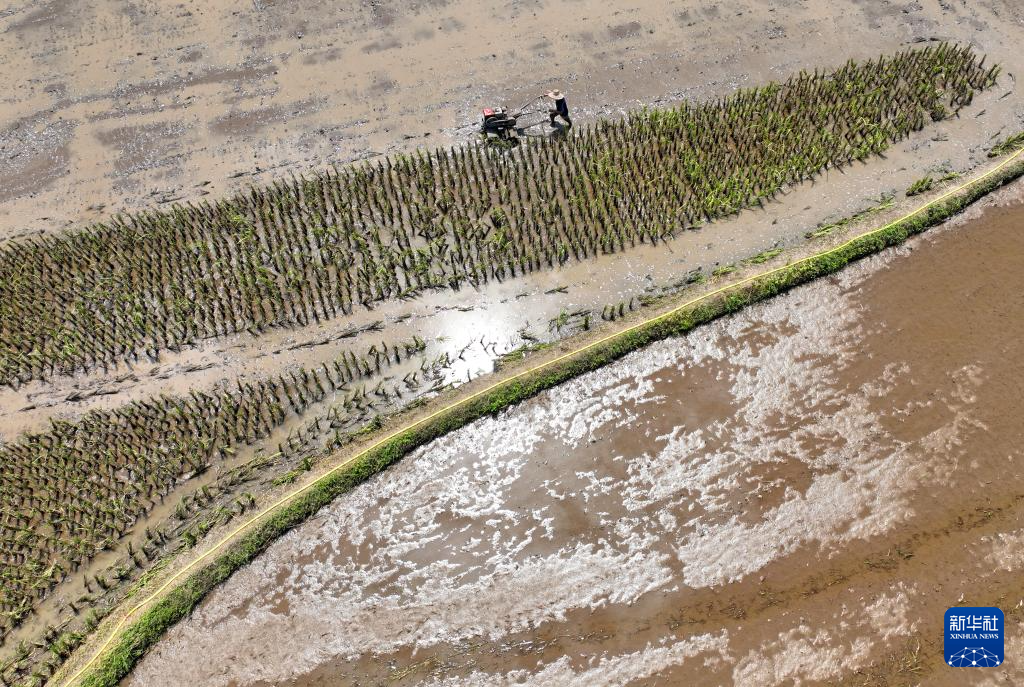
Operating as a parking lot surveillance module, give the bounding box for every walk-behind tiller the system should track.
[480,107,518,140]
[480,94,551,140]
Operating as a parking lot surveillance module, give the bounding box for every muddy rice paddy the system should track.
[3,0,1024,683]
[124,186,1024,685]
[5,0,1023,448]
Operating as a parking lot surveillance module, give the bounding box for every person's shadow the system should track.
[517,122,569,140]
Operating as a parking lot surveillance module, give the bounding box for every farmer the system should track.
[548,90,572,127]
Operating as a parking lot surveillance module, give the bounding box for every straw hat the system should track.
[547,90,564,99]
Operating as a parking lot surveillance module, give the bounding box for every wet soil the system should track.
[5,0,1024,448]
[5,0,1024,679]
[124,188,1024,684]
[2,0,1023,240]
[4,0,1023,450]
[1,0,1022,427]
[2,0,1022,497]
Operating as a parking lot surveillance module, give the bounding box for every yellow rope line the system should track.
[59,146,1023,686]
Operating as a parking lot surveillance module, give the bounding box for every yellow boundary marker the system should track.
[59,146,1023,686]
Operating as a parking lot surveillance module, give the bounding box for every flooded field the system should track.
[3,0,1024,682]
[125,190,1024,685]
[5,2,1024,670]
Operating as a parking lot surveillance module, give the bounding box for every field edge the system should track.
[63,149,1024,687]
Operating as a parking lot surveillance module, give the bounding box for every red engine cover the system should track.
[482,108,494,116]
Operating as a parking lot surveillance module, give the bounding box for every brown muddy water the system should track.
[126,200,1024,686]
[7,0,1024,654]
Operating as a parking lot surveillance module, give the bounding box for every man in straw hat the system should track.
[547,90,572,127]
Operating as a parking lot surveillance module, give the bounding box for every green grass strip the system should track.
[76,155,1024,687]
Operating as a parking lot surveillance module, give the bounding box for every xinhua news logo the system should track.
[945,607,1004,667]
